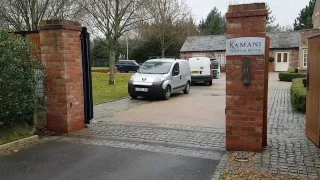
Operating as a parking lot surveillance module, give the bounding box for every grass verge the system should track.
[0,124,35,145]
[92,67,109,70]
[93,72,132,104]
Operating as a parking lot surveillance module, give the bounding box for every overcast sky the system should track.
[185,0,311,27]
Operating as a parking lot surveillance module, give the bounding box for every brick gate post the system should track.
[225,3,268,152]
[39,20,85,134]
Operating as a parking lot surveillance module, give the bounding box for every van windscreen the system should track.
[138,62,172,74]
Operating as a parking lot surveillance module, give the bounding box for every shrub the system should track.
[279,72,307,82]
[0,31,39,128]
[291,78,307,112]
[269,57,275,63]
[287,68,295,73]
[303,78,307,87]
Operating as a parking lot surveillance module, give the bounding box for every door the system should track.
[275,52,289,71]
[171,63,182,91]
[306,35,320,146]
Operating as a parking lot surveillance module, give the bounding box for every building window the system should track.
[216,54,226,65]
[303,49,308,67]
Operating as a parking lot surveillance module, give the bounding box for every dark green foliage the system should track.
[294,0,316,30]
[269,57,275,63]
[0,30,38,128]
[91,39,109,67]
[199,7,226,35]
[303,78,307,87]
[279,72,307,82]
[291,78,307,112]
[129,39,181,63]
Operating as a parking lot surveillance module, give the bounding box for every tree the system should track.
[91,39,109,67]
[140,0,197,57]
[0,0,84,31]
[78,0,146,84]
[198,7,226,35]
[266,4,280,32]
[294,0,316,30]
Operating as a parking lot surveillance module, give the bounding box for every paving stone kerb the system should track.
[40,19,85,134]
[225,3,269,152]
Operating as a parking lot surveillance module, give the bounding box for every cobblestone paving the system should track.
[72,122,226,151]
[224,89,320,179]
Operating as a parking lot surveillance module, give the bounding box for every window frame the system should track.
[216,54,226,65]
[303,49,308,67]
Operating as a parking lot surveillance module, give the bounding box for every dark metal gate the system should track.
[81,27,94,124]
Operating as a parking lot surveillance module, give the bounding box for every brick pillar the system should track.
[40,20,85,134]
[225,3,268,152]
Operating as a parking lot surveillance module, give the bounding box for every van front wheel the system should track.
[163,86,171,100]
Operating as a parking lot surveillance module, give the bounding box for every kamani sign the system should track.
[226,37,265,56]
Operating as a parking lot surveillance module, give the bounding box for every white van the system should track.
[188,57,213,85]
[128,59,191,100]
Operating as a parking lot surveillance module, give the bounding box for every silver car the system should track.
[128,59,191,100]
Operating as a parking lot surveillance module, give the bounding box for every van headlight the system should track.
[153,77,163,83]
[130,75,135,81]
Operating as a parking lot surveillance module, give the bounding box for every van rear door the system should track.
[189,58,210,76]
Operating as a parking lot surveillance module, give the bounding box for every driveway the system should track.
[93,73,226,128]
[93,72,290,128]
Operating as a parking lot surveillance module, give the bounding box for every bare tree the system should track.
[77,0,147,84]
[0,0,84,31]
[140,0,193,57]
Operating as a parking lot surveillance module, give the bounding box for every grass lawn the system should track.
[92,72,132,104]
[92,67,109,70]
[0,124,35,145]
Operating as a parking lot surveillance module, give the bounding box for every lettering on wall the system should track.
[226,37,265,56]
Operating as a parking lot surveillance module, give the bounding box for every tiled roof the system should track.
[180,31,301,52]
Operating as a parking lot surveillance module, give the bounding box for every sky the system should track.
[185,0,311,27]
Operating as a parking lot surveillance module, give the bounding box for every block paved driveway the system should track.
[93,73,227,128]
[3,73,320,179]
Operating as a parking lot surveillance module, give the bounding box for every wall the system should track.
[180,51,225,60]
[299,29,320,70]
[182,48,299,72]
[180,51,227,71]
[269,48,299,70]
[313,0,320,29]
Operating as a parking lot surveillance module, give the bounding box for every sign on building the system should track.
[226,37,265,56]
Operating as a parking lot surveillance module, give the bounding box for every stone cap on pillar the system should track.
[227,3,268,18]
[39,19,82,31]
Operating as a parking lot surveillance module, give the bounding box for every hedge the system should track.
[279,72,307,82]
[0,31,40,128]
[291,78,307,112]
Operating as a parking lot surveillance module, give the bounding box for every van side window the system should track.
[172,63,180,76]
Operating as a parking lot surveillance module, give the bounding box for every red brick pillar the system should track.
[225,3,268,152]
[40,20,85,134]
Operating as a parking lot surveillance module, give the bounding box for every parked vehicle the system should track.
[188,57,213,85]
[128,59,191,100]
[210,59,221,79]
[116,60,140,73]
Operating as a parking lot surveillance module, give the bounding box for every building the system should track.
[313,0,320,29]
[180,32,301,72]
[181,30,320,72]
[181,1,320,72]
